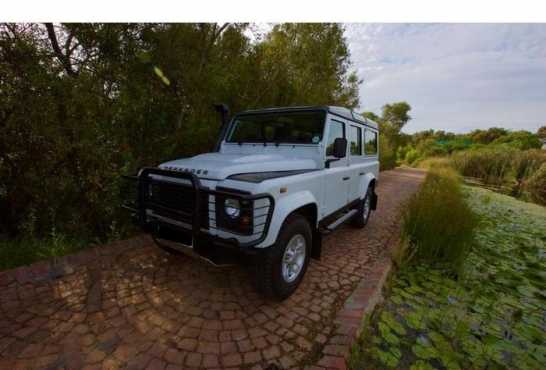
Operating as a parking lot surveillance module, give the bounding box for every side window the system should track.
[326,120,345,156]
[365,129,378,155]
[349,125,362,155]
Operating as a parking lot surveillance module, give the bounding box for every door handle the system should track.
[359,172,365,176]
[342,176,350,181]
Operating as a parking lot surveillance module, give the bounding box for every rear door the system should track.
[322,118,351,217]
[347,124,364,203]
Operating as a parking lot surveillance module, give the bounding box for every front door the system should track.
[322,118,351,217]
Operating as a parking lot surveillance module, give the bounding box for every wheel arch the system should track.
[285,203,322,260]
[256,190,319,250]
[360,173,376,198]
[288,203,318,229]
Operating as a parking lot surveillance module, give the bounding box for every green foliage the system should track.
[382,102,411,132]
[450,147,516,185]
[491,130,542,150]
[524,163,546,205]
[400,128,541,181]
[401,168,478,272]
[469,127,508,144]
[0,23,360,265]
[404,148,420,165]
[350,186,546,370]
[379,133,398,170]
[0,231,87,270]
[449,146,546,205]
[512,149,546,184]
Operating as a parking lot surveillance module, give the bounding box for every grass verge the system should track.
[350,184,546,369]
[0,232,89,271]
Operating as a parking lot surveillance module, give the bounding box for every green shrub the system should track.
[404,148,420,165]
[400,168,478,273]
[491,130,542,150]
[523,163,546,206]
[416,157,451,170]
[379,134,397,171]
[0,232,87,270]
[450,147,515,185]
[512,149,546,187]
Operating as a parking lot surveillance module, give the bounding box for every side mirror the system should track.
[333,137,347,158]
[325,137,347,168]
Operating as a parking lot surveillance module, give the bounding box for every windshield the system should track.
[226,111,326,144]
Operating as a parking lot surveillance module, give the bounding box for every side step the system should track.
[324,209,358,232]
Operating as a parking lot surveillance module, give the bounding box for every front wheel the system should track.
[255,214,311,300]
[352,187,373,228]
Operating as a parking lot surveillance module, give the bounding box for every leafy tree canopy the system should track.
[0,22,360,239]
[381,102,411,132]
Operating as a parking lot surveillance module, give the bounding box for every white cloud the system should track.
[345,24,546,133]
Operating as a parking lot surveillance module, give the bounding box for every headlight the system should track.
[224,198,241,218]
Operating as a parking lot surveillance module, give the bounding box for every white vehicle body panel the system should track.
[151,107,379,249]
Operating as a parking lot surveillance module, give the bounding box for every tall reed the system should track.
[400,167,478,273]
[524,163,546,206]
[450,147,515,185]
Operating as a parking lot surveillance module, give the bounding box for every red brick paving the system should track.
[0,169,424,370]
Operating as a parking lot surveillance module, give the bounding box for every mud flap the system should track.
[371,191,378,210]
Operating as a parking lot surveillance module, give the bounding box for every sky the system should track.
[344,24,546,133]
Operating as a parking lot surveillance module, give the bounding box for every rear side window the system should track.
[349,125,362,155]
[326,120,345,156]
[365,130,378,155]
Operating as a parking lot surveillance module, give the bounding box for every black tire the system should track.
[255,214,312,300]
[352,187,372,228]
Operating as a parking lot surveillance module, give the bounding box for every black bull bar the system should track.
[122,167,275,249]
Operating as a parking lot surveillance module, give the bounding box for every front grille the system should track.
[147,181,208,228]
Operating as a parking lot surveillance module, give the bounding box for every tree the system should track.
[255,23,360,109]
[0,22,362,240]
[381,102,411,132]
[537,126,546,139]
[362,111,380,121]
[469,127,508,144]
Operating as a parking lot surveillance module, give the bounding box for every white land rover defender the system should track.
[126,106,379,299]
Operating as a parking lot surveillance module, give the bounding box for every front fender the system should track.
[255,190,318,248]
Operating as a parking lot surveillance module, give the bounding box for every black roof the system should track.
[238,106,379,130]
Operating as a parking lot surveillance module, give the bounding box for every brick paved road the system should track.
[0,169,424,370]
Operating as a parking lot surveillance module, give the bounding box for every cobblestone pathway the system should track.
[0,169,424,370]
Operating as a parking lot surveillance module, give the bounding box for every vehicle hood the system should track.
[159,153,318,180]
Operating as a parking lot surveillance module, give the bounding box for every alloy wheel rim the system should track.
[282,234,306,283]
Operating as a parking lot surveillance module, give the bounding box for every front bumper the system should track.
[123,167,275,253]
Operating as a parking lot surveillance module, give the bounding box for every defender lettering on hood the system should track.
[159,153,318,180]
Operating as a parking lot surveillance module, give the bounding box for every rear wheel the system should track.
[352,187,372,228]
[256,214,311,300]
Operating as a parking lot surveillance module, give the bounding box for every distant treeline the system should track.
[364,102,545,205]
[399,126,543,163]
